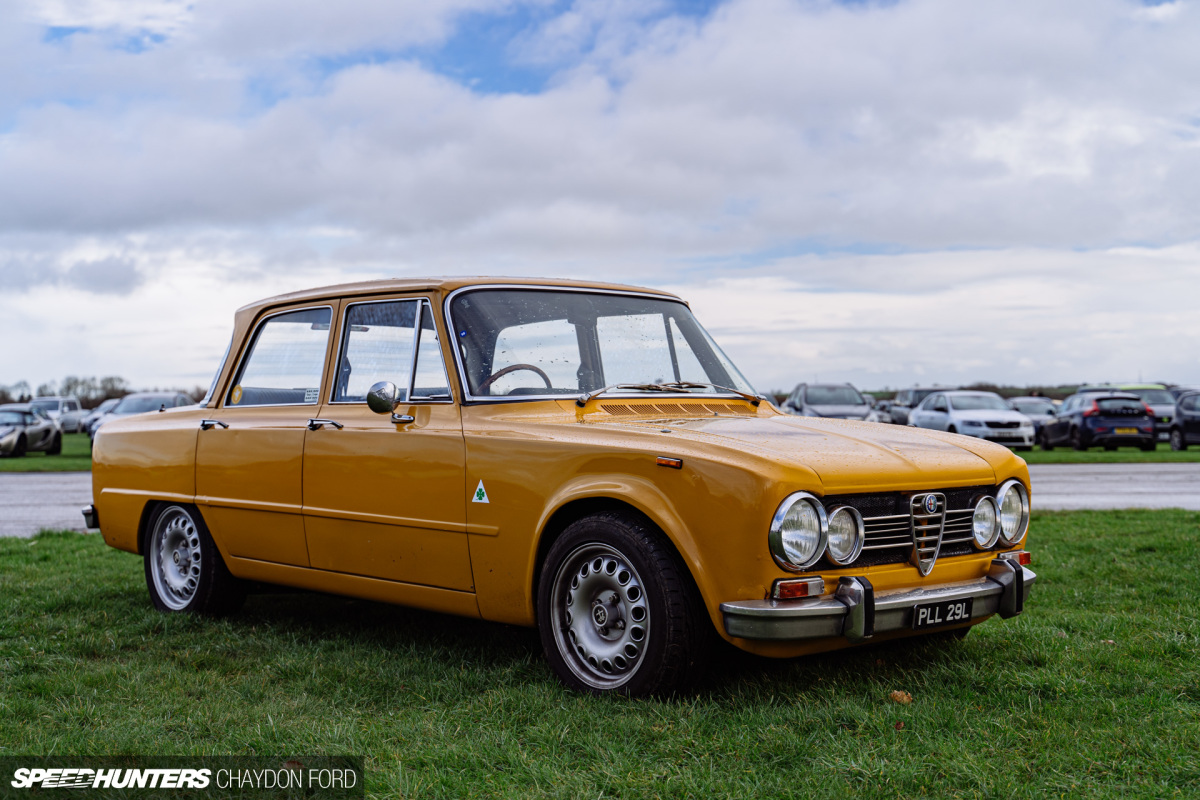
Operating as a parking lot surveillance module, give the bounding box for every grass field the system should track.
[0,433,92,473]
[2,511,1198,797]
[1021,441,1200,464]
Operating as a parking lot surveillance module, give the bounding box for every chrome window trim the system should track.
[442,284,761,405]
[222,304,335,409]
[329,297,455,406]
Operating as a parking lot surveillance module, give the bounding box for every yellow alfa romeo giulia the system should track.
[87,277,1034,695]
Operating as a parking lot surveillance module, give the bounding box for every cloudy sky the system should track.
[3,0,1199,395]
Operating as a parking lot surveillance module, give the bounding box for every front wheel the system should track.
[47,433,62,455]
[1170,429,1186,451]
[1039,431,1054,451]
[1070,428,1086,451]
[144,504,245,615]
[537,511,708,696]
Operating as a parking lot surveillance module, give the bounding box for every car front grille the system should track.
[985,420,1021,429]
[820,486,990,569]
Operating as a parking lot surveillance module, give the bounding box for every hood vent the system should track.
[597,401,754,417]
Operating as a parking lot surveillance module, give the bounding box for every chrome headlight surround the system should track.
[971,495,1002,550]
[996,479,1030,546]
[768,491,828,572]
[825,505,865,566]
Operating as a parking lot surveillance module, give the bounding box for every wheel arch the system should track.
[528,482,710,626]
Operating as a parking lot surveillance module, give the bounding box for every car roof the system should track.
[237,277,681,317]
[0,403,33,412]
[940,390,1001,396]
[1009,396,1054,402]
[1075,391,1142,400]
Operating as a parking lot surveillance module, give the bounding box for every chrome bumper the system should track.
[720,559,1036,642]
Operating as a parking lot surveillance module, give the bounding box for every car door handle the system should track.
[200,419,228,430]
[307,418,344,430]
[391,413,415,424]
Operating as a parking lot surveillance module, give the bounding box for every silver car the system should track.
[89,392,195,442]
[908,390,1035,450]
[780,382,880,421]
[0,404,63,457]
[31,396,87,433]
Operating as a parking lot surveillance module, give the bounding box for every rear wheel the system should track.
[144,504,245,615]
[1039,430,1054,451]
[537,511,709,696]
[1170,429,1186,451]
[1070,428,1086,451]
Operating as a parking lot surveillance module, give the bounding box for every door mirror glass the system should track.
[367,381,399,415]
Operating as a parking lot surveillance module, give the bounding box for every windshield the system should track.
[0,411,24,425]
[30,400,59,412]
[449,289,755,398]
[805,386,865,406]
[1128,389,1174,405]
[1011,400,1055,415]
[948,393,1010,411]
[114,396,174,414]
[1097,398,1148,414]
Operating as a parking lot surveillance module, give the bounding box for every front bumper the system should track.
[720,559,1035,642]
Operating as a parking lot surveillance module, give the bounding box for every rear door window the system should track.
[228,307,333,407]
[1097,398,1146,414]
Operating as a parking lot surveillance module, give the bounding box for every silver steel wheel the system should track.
[549,543,651,690]
[149,507,203,611]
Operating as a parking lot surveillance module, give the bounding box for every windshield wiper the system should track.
[576,384,676,408]
[577,381,765,408]
[659,381,764,407]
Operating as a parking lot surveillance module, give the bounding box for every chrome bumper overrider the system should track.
[720,559,1036,642]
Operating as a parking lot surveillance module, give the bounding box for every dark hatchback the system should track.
[1040,392,1156,451]
[1169,391,1200,450]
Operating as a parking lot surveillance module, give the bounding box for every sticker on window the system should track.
[304,388,319,403]
[230,386,243,405]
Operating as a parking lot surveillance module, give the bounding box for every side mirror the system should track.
[367,381,398,414]
[367,380,415,425]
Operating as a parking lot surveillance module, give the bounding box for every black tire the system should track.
[1170,429,1186,451]
[947,426,957,434]
[47,433,62,455]
[13,435,26,457]
[1140,443,1157,452]
[1039,431,1054,451]
[537,511,709,696]
[1070,428,1086,451]
[143,503,245,616]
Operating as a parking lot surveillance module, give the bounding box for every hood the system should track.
[806,404,871,419]
[605,413,1009,493]
[0,425,16,436]
[1148,404,1174,416]
[950,409,1029,424]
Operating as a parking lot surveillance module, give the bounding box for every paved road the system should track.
[1028,463,1200,511]
[1,464,1198,538]
[0,473,94,538]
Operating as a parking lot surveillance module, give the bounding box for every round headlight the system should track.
[826,505,865,566]
[996,479,1030,546]
[971,496,1001,549]
[768,492,828,571]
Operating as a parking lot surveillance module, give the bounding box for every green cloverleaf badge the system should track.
[472,480,490,504]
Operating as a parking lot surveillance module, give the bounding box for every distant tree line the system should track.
[0,376,207,408]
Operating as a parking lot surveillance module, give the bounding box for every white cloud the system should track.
[3,0,1200,392]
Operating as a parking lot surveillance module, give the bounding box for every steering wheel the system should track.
[477,363,553,394]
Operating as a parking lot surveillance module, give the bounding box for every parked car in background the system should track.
[1039,392,1155,451]
[908,391,1034,450]
[1077,384,1174,443]
[81,398,121,433]
[1168,385,1200,400]
[874,398,894,424]
[0,404,63,456]
[1007,397,1057,437]
[1169,391,1200,450]
[89,392,194,442]
[780,383,880,421]
[887,387,942,426]
[31,396,87,433]
[88,277,1035,697]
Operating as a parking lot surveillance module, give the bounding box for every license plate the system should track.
[912,598,973,630]
[1115,427,1137,435]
